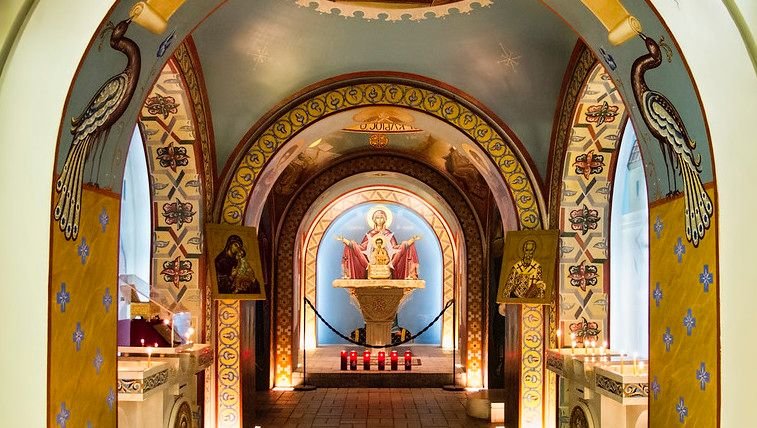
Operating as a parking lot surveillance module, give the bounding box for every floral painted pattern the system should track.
[156,142,189,171]
[145,93,179,119]
[699,264,713,292]
[674,237,686,263]
[585,101,619,125]
[696,362,711,391]
[569,205,600,235]
[77,238,90,265]
[162,198,196,229]
[572,150,605,179]
[683,308,696,336]
[160,256,193,288]
[568,317,601,344]
[653,282,662,307]
[567,260,598,292]
[56,283,70,313]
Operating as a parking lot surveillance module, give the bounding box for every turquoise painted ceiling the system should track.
[191,0,578,179]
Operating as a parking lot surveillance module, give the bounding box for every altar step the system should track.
[296,371,455,388]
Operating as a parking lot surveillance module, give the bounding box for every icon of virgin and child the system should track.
[336,205,421,280]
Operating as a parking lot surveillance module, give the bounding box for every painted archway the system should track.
[3,0,751,427]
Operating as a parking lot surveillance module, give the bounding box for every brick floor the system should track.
[252,388,499,427]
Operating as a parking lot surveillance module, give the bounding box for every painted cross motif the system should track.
[674,237,686,263]
[568,260,598,292]
[106,388,116,411]
[654,216,663,239]
[99,207,109,232]
[651,377,661,400]
[569,204,600,235]
[103,287,113,313]
[162,198,196,229]
[56,402,70,428]
[160,256,193,288]
[653,282,662,307]
[77,238,90,265]
[699,264,713,292]
[573,150,605,180]
[73,322,84,351]
[663,327,673,352]
[683,308,696,336]
[676,397,688,423]
[585,101,620,125]
[696,362,711,391]
[145,93,179,119]
[94,348,104,374]
[156,142,189,172]
[56,283,71,313]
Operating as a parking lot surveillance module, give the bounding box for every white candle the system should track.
[147,346,153,368]
[638,361,645,374]
[620,351,625,374]
[633,352,638,375]
[571,340,576,355]
[556,329,562,349]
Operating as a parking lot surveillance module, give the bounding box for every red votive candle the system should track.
[349,350,358,371]
[363,351,371,370]
[340,350,347,371]
[390,350,399,371]
[377,351,386,371]
[404,350,412,371]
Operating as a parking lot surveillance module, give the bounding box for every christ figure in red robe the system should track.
[336,207,421,280]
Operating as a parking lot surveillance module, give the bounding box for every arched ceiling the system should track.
[190,0,578,179]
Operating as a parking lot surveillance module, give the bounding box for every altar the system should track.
[333,279,424,347]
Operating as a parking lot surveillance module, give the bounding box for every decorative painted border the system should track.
[117,370,170,395]
[555,63,626,346]
[301,186,457,349]
[220,80,542,230]
[273,155,485,386]
[216,300,241,427]
[140,58,205,319]
[595,374,649,399]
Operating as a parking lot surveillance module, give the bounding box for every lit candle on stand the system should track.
[349,351,358,370]
[164,318,174,348]
[390,350,399,370]
[638,360,645,374]
[340,350,348,371]
[147,346,153,368]
[556,329,562,350]
[140,338,145,347]
[363,351,371,370]
[378,351,386,371]
[571,340,576,355]
[404,350,412,371]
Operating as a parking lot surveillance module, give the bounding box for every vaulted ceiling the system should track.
[190,0,578,178]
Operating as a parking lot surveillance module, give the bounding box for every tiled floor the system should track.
[253,388,500,427]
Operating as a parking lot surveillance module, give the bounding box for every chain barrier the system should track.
[303,297,453,349]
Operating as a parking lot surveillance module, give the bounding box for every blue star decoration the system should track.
[106,387,116,411]
[663,327,673,352]
[654,216,664,239]
[73,322,84,351]
[674,237,686,263]
[683,308,696,336]
[653,282,663,307]
[651,376,661,400]
[56,402,70,427]
[699,264,713,292]
[99,207,109,232]
[77,238,90,265]
[56,283,71,313]
[696,362,711,391]
[676,397,688,423]
[94,348,104,374]
[103,287,113,313]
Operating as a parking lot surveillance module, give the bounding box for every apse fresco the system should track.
[317,203,443,345]
[49,188,119,427]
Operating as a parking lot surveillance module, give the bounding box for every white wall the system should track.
[0,1,114,425]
